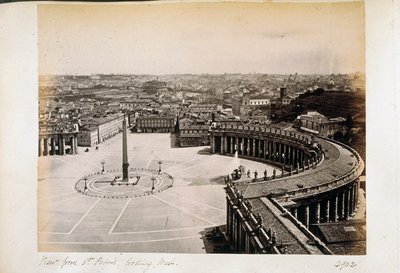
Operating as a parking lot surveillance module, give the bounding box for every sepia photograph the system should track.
[36,2,367,255]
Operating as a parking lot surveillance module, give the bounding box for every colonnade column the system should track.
[74,136,78,154]
[344,191,349,220]
[70,136,78,154]
[324,200,330,222]
[330,195,338,222]
[270,141,274,161]
[315,203,320,224]
[304,205,310,228]
[349,186,354,216]
[38,138,43,157]
[59,136,65,156]
[278,143,282,164]
[221,135,226,154]
[226,199,231,237]
[43,138,48,156]
[211,136,216,154]
[354,181,359,210]
[252,138,256,157]
[51,138,56,155]
[263,140,267,160]
[249,138,253,156]
[339,192,345,220]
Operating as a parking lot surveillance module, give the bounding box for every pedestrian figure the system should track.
[254,170,258,179]
[267,227,272,239]
[247,169,251,178]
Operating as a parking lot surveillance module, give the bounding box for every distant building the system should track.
[189,104,218,114]
[297,111,345,138]
[77,126,98,147]
[282,97,292,105]
[81,114,126,144]
[249,97,270,106]
[178,123,210,147]
[136,116,175,133]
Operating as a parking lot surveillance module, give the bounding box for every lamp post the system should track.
[84,176,88,192]
[158,160,162,174]
[101,160,105,173]
[151,176,156,193]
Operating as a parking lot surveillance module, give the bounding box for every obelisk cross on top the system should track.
[122,115,129,181]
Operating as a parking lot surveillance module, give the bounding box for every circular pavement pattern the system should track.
[75,168,174,198]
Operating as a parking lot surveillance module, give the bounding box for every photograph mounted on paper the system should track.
[37,1,366,255]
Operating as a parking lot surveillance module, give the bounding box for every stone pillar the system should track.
[344,190,349,220]
[59,136,65,155]
[331,195,338,222]
[339,192,345,220]
[344,189,351,220]
[288,145,291,166]
[221,135,226,154]
[300,150,304,166]
[248,138,252,156]
[315,202,320,224]
[230,137,234,154]
[231,209,235,243]
[211,136,216,154]
[237,222,242,252]
[51,137,56,155]
[252,138,256,157]
[354,181,358,209]
[323,200,330,222]
[38,138,43,157]
[272,141,275,161]
[349,186,354,216]
[70,137,75,154]
[278,143,282,163]
[226,199,231,237]
[74,136,78,154]
[304,205,310,228]
[43,138,48,156]
[263,140,267,159]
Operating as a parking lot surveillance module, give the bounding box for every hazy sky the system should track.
[38,2,365,75]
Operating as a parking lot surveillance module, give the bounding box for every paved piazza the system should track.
[38,133,278,253]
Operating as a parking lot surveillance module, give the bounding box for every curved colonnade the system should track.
[210,124,364,254]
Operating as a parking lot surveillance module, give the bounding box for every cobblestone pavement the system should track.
[38,133,277,253]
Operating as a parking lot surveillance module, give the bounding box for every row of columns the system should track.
[226,199,260,254]
[38,135,78,156]
[213,134,314,168]
[290,181,359,229]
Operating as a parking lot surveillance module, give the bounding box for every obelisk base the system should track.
[122,162,129,181]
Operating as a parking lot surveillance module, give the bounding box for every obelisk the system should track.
[122,115,129,181]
